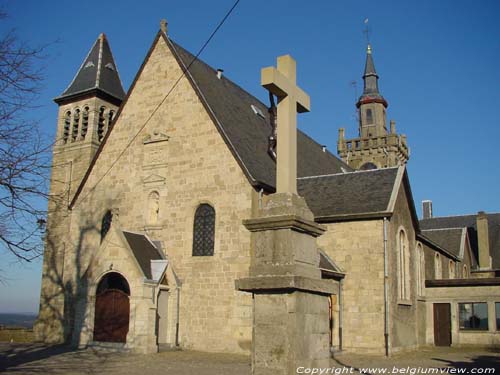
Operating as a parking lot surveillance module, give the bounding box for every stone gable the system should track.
[60,34,253,353]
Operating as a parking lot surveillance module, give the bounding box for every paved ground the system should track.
[0,344,498,374]
[334,347,500,373]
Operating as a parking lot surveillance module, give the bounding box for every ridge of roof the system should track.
[297,166,397,180]
[421,212,500,221]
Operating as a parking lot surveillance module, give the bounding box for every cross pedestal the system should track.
[236,55,338,374]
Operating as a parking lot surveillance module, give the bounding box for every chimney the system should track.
[476,211,492,269]
[216,68,224,79]
[422,200,433,219]
[321,145,327,153]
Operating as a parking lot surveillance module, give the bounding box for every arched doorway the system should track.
[93,272,130,343]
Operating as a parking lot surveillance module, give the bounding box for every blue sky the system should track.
[0,0,499,313]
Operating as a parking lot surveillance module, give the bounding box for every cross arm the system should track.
[261,67,310,113]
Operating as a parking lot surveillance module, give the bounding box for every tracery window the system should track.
[192,204,215,256]
[101,210,113,242]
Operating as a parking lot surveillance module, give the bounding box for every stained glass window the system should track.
[192,204,215,256]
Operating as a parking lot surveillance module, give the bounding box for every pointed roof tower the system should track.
[356,44,387,108]
[55,33,126,105]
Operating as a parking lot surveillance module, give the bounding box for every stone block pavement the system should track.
[0,344,498,375]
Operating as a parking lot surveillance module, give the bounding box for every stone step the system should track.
[87,341,129,353]
[158,343,181,353]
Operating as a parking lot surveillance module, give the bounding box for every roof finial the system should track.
[363,18,371,52]
[99,33,106,41]
[367,44,372,54]
[160,19,168,35]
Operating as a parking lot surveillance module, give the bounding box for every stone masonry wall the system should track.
[386,183,418,352]
[60,35,253,354]
[318,220,385,354]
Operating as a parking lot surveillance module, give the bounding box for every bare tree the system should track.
[0,12,50,264]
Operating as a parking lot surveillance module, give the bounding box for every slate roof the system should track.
[56,34,125,103]
[297,167,399,219]
[168,38,353,190]
[122,231,164,279]
[420,213,500,268]
[420,228,465,259]
[319,249,345,279]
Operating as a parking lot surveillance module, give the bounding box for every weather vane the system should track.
[363,18,371,45]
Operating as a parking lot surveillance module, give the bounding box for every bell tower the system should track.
[52,32,125,199]
[338,44,409,170]
[35,33,125,343]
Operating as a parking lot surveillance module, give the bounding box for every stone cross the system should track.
[261,55,310,194]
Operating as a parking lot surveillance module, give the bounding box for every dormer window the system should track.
[84,61,95,68]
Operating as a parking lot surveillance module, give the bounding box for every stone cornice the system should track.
[235,275,338,295]
[243,214,326,237]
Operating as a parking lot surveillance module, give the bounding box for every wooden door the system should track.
[433,303,451,346]
[94,289,130,343]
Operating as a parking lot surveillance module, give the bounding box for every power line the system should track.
[73,0,242,209]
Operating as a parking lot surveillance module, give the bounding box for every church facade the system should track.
[35,24,500,356]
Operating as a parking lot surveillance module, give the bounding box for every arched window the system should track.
[449,260,455,279]
[435,253,442,279]
[81,106,89,139]
[416,243,425,296]
[101,210,113,242]
[192,204,215,256]
[463,264,468,278]
[63,111,71,143]
[397,229,410,300]
[108,110,115,128]
[97,106,106,142]
[148,191,160,224]
[366,108,373,124]
[72,109,80,142]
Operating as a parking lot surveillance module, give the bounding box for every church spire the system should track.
[55,33,125,105]
[337,42,409,170]
[357,44,387,108]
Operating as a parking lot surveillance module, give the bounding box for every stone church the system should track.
[35,22,500,359]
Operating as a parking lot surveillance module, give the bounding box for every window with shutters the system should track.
[81,106,89,139]
[63,111,71,143]
[192,204,215,256]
